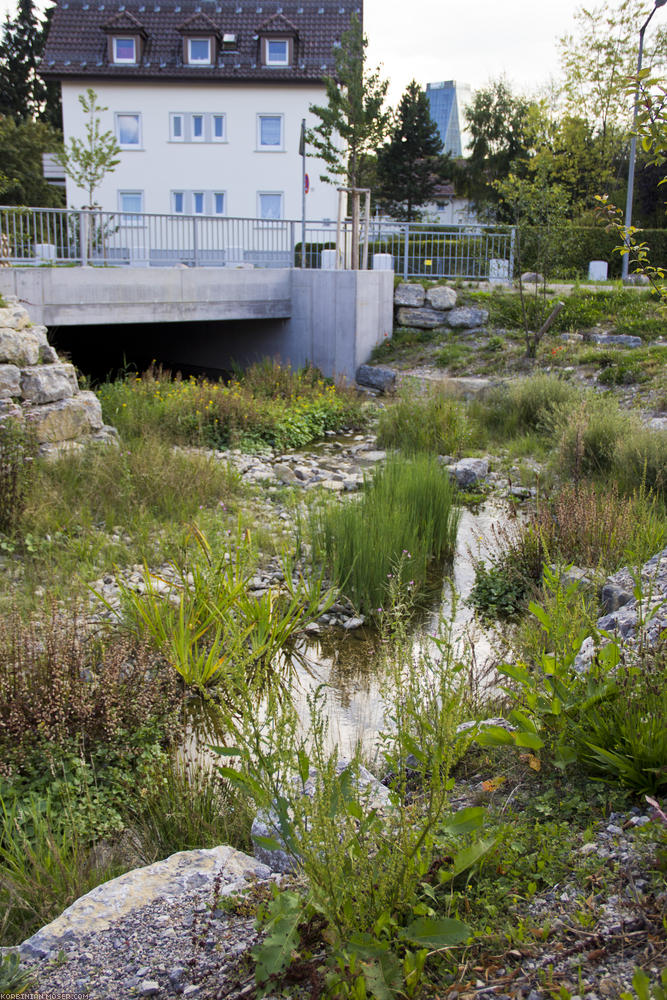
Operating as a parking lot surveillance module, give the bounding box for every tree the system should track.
[462,79,539,217]
[375,80,451,221]
[559,0,667,141]
[0,0,60,127]
[307,14,390,190]
[55,88,120,209]
[0,116,64,206]
[495,170,569,358]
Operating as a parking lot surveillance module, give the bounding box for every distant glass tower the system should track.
[426,81,472,157]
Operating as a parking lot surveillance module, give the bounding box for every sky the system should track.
[0,0,662,103]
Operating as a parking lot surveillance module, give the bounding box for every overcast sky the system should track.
[0,0,663,103]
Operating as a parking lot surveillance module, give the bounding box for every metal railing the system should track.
[0,206,515,280]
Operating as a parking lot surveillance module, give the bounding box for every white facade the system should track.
[61,79,339,221]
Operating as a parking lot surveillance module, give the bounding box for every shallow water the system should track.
[290,500,518,756]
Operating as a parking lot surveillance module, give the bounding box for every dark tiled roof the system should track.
[41,0,360,82]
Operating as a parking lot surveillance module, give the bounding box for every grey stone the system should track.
[273,462,299,485]
[445,306,489,329]
[25,392,104,445]
[20,364,78,405]
[446,457,489,487]
[343,616,365,630]
[356,364,396,393]
[355,449,386,464]
[600,581,633,613]
[623,274,650,286]
[0,329,41,366]
[396,306,449,329]
[39,343,59,364]
[0,302,31,330]
[425,285,457,310]
[139,981,160,996]
[586,333,642,348]
[0,364,20,398]
[394,282,425,307]
[521,272,544,284]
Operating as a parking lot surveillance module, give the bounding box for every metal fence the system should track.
[0,206,515,280]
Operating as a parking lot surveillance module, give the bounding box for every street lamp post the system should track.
[622,0,666,281]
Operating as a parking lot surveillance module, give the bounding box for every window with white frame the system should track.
[264,38,290,66]
[119,190,143,221]
[187,37,212,64]
[258,115,283,149]
[191,114,204,141]
[258,192,283,219]
[112,36,137,63]
[116,113,141,148]
[169,113,226,142]
[212,114,225,141]
[170,113,184,140]
[170,191,226,216]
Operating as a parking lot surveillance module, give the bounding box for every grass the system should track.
[472,374,579,441]
[376,384,469,456]
[311,453,460,617]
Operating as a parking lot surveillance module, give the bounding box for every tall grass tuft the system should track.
[376,385,469,456]
[312,454,460,617]
[0,419,36,536]
[472,375,578,441]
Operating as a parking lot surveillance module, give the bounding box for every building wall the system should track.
[61,79,339,220]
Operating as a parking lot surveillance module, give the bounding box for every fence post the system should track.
[509,226,516,282]
[290,220,297,267]
[403,222,409,280]
[79,211,88,266]
[193,216,199,267]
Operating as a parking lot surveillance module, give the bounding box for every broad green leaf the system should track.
[476,725,514,747]
[509,708,537,733]
[447,837,496,879]
[398,916,470,949]
[439,806,486,835]
[514,731,544,751]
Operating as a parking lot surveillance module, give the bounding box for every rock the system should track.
[586,333,643,348]
[20,845,271,959]
[343,616,364,630]
[273,462,299,485]
[0,363,20,398]
[446,457,489,487]
[623,274,650,286]
[521,272,543,284]
[600,581,633,614]
[394,282,425,307]
[139,981,160,996]
[20,364,78,405]
[355,449,386,465]
[0,329,42,366]
[356,364,397,393]
[445,307,489,329]
[25,391,104,445]
[39,343,60,364]
[0,302,31,330]
[430,376,492,399]
[425,286,457,310]
[396,306,449,329]
[252,759,392,873]
[647,416,667,431]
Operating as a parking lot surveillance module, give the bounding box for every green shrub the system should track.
[376,386,469,456]
[473,375,578,441]
[0,420,36,536]
[614,426,667,497]
[312,454,460,617]
[557,395,637,480]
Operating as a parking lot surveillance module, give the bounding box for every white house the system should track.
[41,1,356,223]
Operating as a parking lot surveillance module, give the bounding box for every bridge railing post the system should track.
[192,216,199,267]
[79,211,88,267]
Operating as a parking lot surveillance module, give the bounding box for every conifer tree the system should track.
[0,0,61,126]
[307,14,390,190]
[376,80,449,221]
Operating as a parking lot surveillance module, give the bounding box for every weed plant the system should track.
[0,419,36,536]
[376,386,469,456]
[311,455,460,618]
[98,362,366,451]
[472,375,578,441]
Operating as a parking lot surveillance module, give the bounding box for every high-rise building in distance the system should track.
[426,80,473,158]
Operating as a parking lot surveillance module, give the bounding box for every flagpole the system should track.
[300,118,306,268]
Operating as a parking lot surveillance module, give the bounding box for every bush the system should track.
[614,426,667,498]
[312,454,460,617]
[557,395,637,481]
[376,386,469,455]
[98,362,366,452]
[0,420,36,536]
[473,375,578,441]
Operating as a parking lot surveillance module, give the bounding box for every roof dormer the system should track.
[177,11,220,66]
[102,10,147,65]
[257,11,298,68]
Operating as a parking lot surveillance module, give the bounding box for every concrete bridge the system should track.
[0,266,394,380]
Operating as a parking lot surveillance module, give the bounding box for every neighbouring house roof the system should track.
[41,0,360,83]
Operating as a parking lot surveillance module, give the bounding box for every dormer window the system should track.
[113,36,137,62]
[187,36,212,64]
[264,37,290,65]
